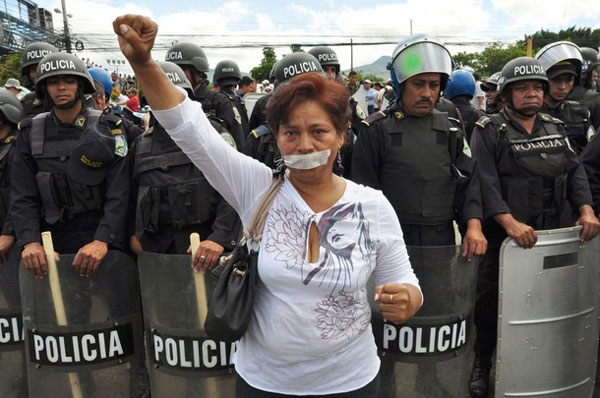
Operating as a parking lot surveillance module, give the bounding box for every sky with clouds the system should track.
[36,0,600,76]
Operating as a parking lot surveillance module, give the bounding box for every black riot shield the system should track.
[19,250,145,398]
[497,227,600,397]
[137,251,235,398]
[369,245,479,398]
[0,246,27,398]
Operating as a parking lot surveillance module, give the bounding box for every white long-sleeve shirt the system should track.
[153,93,420,395]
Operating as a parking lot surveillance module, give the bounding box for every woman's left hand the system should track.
[375,283,422,325]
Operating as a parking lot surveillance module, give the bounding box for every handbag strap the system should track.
[243,174,284,242]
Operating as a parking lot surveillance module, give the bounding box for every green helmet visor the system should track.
[392,42,452,85]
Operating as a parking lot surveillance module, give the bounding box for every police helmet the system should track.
[308,46,340,73]
[158,61,193,92]
[481,71,501,92]
[87,67,113,97]
[272,52,324,86]
[580,47,600,74]
[0,88,24,125]
[444,69,476,99]
[165,42,209,73]
[213,60,242,87]
[35,53,96,99]
[21,42,58,75]
[497,57,548,96]
[388,34,453,97]
[535,41,583,81]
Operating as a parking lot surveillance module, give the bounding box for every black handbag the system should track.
[204,174,284,342]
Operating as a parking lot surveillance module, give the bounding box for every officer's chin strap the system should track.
[505,93,540,118]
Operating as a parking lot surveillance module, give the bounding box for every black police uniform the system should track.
[220,88,248,149]
[21,92,49,118]
[191,82,245,150]
[567,86,600,130]
[352,101,482,246]
[541,100,594,154]
[436,97,465,126]
[485,100,503,115]
[580,130,600,214]
[450,96,485,143]
[131,116,240,254]
[0,130,17,237]
[470,109,593,363]
[11,108,130,254]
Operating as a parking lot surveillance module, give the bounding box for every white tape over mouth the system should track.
[283,149,331,170]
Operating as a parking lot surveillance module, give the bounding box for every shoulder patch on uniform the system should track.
[74,115,86,128]
[462,137,472,158]
[111,129,123,136]
[220,132,237,149]
[475,115,491,129]
[114,134,128,157]
[251,124,271,139]
[32,98,41,106]
[232,106,242,125]
[586,125,595,142]
[355,104,367,120]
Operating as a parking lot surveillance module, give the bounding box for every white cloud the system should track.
[490,0,600,29]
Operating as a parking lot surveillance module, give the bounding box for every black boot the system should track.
[469,355,491,398]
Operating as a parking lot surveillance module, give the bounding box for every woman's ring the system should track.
[200,255,206,259]
[390,294,395,304]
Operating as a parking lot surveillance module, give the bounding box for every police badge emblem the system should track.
[114,134,128,157]
[233,107,242,125]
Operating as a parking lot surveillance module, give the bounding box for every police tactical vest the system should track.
[380,110,458,225]
[489,113,570,224]
[29,110,106,224]
[542,101,591,154]
[134,125,216,236]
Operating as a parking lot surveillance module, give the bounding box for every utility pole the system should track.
[350,38,353,71]
[61,0,72,53]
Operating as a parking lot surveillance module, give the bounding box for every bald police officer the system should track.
[469,56,600,397]
[12,52,131,277]
[536,41,595,154]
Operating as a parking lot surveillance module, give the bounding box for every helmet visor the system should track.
[536,43,582,71]
[392,42,452,84]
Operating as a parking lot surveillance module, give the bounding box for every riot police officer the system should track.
[11,52,131,278]
[567,47,600,130]
[536,41,595,154]
[580,47,600,94]
[20,42,58,117]
[244,52,323,169]
[129,62,240,265]
[469,56,600,397]
[0,89,24,262]
[352,35,486,398]
[165,42,243,149]
[481,71,502,114]
[213,59,248,147]
[445,69,485,142]
[581,131,600,215]
[352,34,486,250]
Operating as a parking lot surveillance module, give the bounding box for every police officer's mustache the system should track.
[417,98,432,105]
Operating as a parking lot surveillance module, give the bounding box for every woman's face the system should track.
[276,100,344,181]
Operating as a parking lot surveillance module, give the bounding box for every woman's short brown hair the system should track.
[265,73,350,135]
